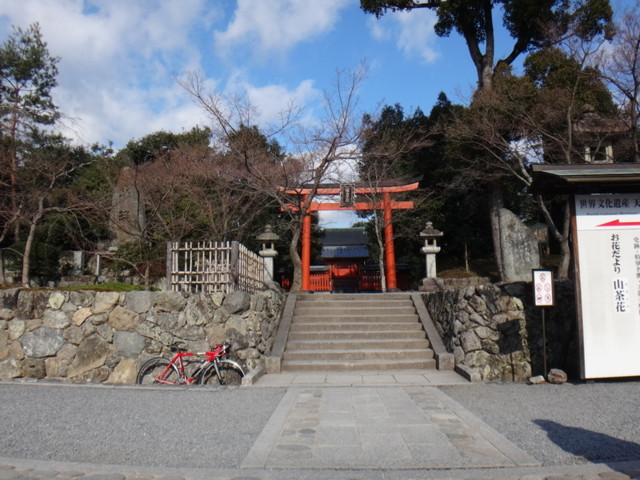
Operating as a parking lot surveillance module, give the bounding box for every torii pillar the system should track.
[382,192,398,290]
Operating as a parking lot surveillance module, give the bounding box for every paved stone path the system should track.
[2,372,640,480]
[243,386,537,470]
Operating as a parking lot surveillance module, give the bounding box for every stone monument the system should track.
[109,167,146,247]
[499,208,540,282]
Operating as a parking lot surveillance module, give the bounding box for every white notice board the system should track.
[533,270,555,306]
[575,194,640,379]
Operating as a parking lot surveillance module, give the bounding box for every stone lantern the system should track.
[419,221,443,279]
[257,224,280,281]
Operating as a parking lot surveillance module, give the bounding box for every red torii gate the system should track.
[283,177,420,291]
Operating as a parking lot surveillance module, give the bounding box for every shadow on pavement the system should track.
[534,419,640,475]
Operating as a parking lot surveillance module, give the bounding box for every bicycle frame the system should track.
[156,344,227,385]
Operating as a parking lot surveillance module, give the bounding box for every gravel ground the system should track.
[0,382,286,469]
[441,381,640,466]
[2,380,639,471]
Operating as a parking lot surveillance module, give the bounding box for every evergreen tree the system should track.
[0,23,60,245]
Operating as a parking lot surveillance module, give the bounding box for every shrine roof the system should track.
[321,228,369,259]
[322,246,369,259]
[529,163,640,195]
[322,228,368,246]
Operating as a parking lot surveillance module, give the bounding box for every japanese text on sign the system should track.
[612,234,621,274]
[609,233,631,314]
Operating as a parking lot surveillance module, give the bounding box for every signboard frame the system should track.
[572,192,640,379]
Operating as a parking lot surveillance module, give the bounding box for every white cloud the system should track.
[215,0,350,57]
[367,8,440,64]
[243,79,319,127]
[0,0,217,146]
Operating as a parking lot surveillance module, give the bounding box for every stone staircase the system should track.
[281,293,436,372]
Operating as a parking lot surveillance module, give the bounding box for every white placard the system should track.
[574,194,640,379]
[533,270,555,306]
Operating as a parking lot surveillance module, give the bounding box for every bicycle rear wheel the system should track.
[136,358,180,385]
[199,361,244,386]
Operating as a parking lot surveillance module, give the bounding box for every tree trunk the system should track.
[536,195,572,281]
[22,198,45,287]
[464,240,470,272]
[144,263,150,290]
[489,183,505,282]
[479,60,494,91]
[557,201,572,280]
[22,224,37,286]
[374,210,387,293]
[289,223,302,292]
[0,250,6,285]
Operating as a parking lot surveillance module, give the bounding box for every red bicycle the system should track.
[136,342,245,386]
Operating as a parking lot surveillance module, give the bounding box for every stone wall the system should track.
[421,281,578,382]
[422,283,532,382]
[0,287,284,383]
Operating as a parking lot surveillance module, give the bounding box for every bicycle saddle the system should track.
[169,343,187,353]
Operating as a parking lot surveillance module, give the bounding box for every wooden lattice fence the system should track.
[167,241,264,294]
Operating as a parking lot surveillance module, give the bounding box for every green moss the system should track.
[62,282,156,292]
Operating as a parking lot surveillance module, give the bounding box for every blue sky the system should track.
[0,0,634,227]
[0,0,482,149]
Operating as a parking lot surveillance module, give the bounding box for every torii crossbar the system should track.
[283,178,420,291]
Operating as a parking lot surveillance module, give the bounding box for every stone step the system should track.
[290,322,425,332]
[288,330,427,341]
[282,348,434,362]
[285,338,431,351]
[291,314,419,323]
[281,293,436,373]
[297,293,411,302]
[293,306,417,317]
[295,299,414,309]
[281,358,437,372]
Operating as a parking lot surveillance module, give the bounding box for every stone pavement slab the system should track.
[242,385,539,470]
[2,457,640,480]
[253,369,469,387]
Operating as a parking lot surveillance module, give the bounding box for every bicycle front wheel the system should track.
[199,361,244,386]
[136,358,180,385]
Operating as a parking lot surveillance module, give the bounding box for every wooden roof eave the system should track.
[529,164,640,195]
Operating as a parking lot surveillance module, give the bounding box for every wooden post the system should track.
[383,192,398,291]
[231,241,240,291]
[302,212,312,292]
[165,242,172,291]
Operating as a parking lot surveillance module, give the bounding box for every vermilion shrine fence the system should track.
[166,241,264,294]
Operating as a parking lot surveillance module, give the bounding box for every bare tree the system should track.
[448,34,617,279]
[135,142,274,242]
[597,1,640,162]
[180,67,370,292]
[14,138,93,286]
[357,107,431,290]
